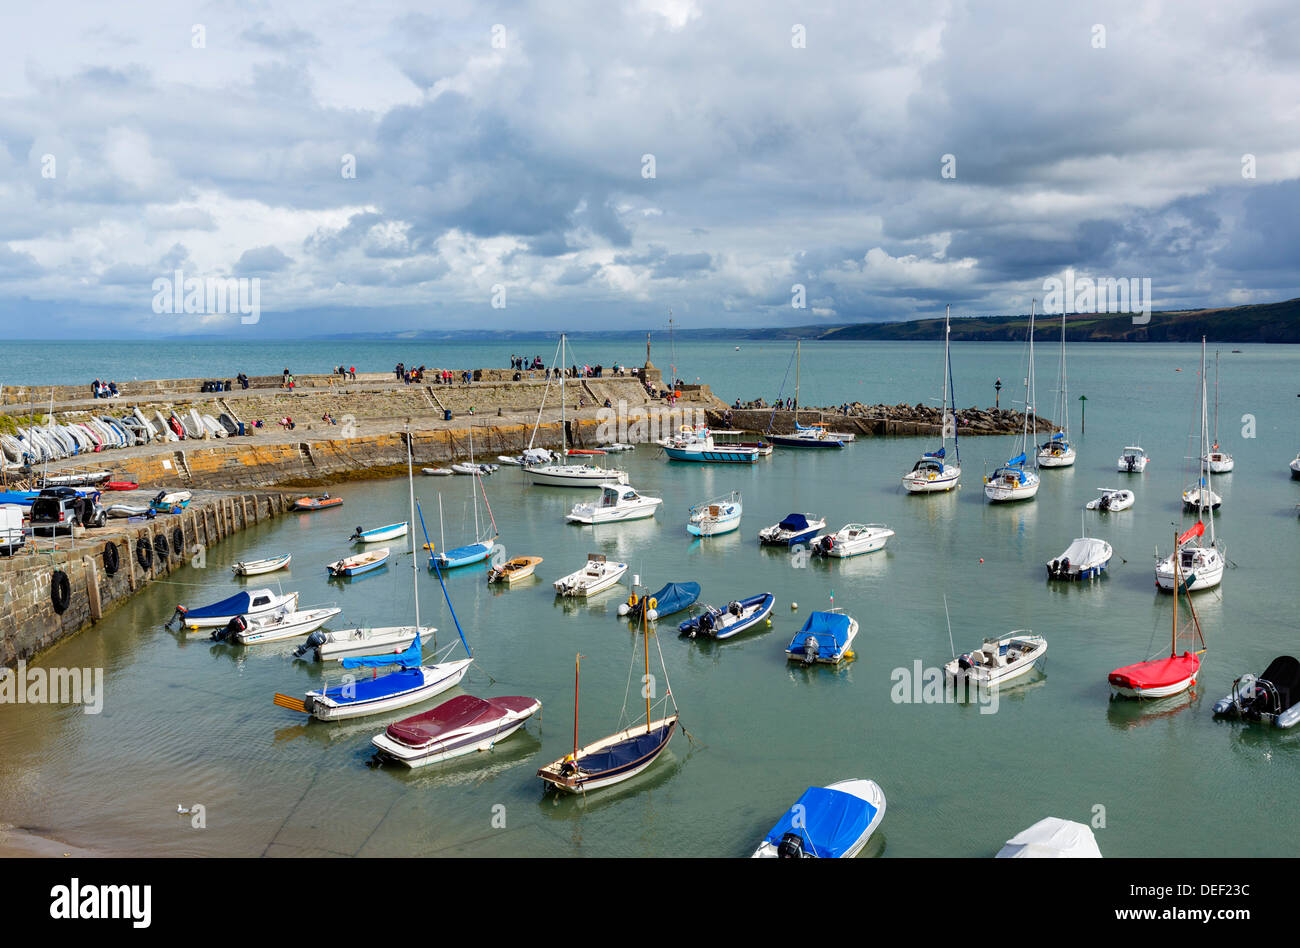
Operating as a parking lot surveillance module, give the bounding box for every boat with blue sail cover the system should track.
[758,513,824,546]
[985,300,1042,503]
[1036,309,1076,468]
[753,779,886,858]
[679,592,773,640]
[432,425,498,569]
[786,610,858,664]
[619,581,701,622]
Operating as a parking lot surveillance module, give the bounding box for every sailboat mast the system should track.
[560,334,567,456]
[1171,529,1179,655]
[572,653,580,759]
[1060,311,1069,436]
[794,340,800,414]
[941,306,951,449]
[1213,349,1221,447]
[1201,338,1216,546]
[407,432,419,635]
[1024,300,1035,457]
[644,591,652,734]
[469,426,480,540]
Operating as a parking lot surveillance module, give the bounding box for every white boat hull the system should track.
[1036,448,1076,468]
[309,660,472,721]
[554,562,628,597]
[1155,548,1224,592]
[236,607,341,644]
[1205,453,1234,473]
[531,465,629,487]
[984,477,1040,503]
[314,625,425,661]
[566,498,661,524]
[372,706,538,767]
[903,466,960,493]
[1110,672,1198,700]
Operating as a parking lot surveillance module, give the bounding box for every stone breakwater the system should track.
[709,403,1055,437]
[0,490,298,667]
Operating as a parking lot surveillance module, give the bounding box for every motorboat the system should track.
[786,610,858,664]
[1085,488,1134,512]
[487,555,542,584]
[152,489,191,509]
[232,553,291,576]
[618,581,701,621]
[372,694,542,767]
[810,523,894,558]
[996,818,1101,858]
[293,494,342,511]
[327,547,390,577]
[660,424,759,463]
[217,606,342,645]
[350,522,408,543]
[678,592,774,640]
[752,780,885,858]
[168,589,299,630]
[421,467,453,476]
[758,513,825,547]
[554,553,628,597]
[566,484,662,524]
[452,462,497,475]
[296,625,422,662]
[686,490,742,537]
[1046,537,1112,580]
[1213,656,1300,728]
[945,632,1046,687]
[1292,453,1300,480]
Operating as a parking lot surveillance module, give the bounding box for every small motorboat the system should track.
[1085,488,1134,512]
[810,523,894,558]
[1112,444,1144,470]
[554,553,628,597]
[350,522,408,543]
[168,589,299,630]
[451,462,497,475]
[328,547,390,577]
[686,490,742,537]
[421,467,453,476]
[293,494,343,511]
[107,503,153,518]
[232,553,291,576]
[499,448,556,467]
[215,606,343,645]
[659,424,759,463]
[487,555,542,584]
[758,513,825,547]
[296,624,423,662]
[1213,656,1300,728]
[371,694,542,767]
[945,632,1046,687]
[752,780,885,858]
[566,483,662,524]
[996,818,1101,858]
[1291,453,1300,480]
[678,592,774,640]
[151,489,191,509]
[618,581,701,621]
[1046,537,1112,580]
[785,610,857,664]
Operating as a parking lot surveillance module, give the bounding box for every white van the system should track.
[0,504,25,556]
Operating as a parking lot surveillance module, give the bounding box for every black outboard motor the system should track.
[212,614,247,643]
[1060,557,1070,578]
[802,634,819,665]
[165,604,188,631]
[1049,559,1059,577]
[777,832,806,858]
[152,490,167,507]
[349,525,363,541]
[1099,493,1112,511]
[294,629,330,658]
[958,654,972,671]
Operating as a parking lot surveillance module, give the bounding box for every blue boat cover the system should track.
[777,513,810,532]
[922,447,946,459]
[186,591,252,619]
[574,722,672,775]
[341,632,422,670]
[1050,432,1065,442]
[648,582,701,616]
[787,611,852,660]
[1006,452,1026,467]
[319,667,425,703]
[0,492,38,507]
[763,786,877,858]
[438,542,490,565]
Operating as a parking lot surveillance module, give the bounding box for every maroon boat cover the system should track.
[385,695,537,747]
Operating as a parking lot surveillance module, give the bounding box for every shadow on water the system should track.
[1104,688,1198,731]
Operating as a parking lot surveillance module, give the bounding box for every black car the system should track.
[30,487,105,536]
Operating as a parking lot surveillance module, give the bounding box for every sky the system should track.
[0,0,1298,338]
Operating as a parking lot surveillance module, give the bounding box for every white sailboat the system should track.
[1204,349,1233,473]
[1156,338,1225,593]
[1036,309,1076,468]
[529,333,629,487]
[902,305,961,492]
[984,301,1041,503]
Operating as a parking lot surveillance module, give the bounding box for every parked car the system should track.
[30,487,105,536]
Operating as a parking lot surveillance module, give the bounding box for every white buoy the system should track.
[617,603,630,616]
[647,609,659,621]
[790,601,798,611]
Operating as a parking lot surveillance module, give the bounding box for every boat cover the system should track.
[1109,653,1199,689]
[343,632,422,669]
[923,447,946,459]
[1258,656,1300,713]
[385,695,536,747]
[647,582,701,616]
[1056,537,1110,567]
[996,818,1101,858]
[185,591,255,620]
[1177,521,1205,545]
[763,787,877,859]
[1006,452,1026,468]
[574,722,672,775]
[777,513,811,532]
[320,667,426,702]
[439,541,491,564]
[788,611,852,660]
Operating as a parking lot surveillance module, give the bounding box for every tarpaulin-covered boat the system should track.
[786,610,858,664]
[372,694,541,767]
[1213,655,1300,728]
[618,581,700,622]
[168,588,299,629]
[753,780,886,858]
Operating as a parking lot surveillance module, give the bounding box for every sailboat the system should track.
[766,341,849,449]
[432,426,497,569]
[273,435,473,721]
[1036,309,1076,468]
[902,305,961,492]
[1156,338,1225,592]
[984,301,1041,502]
[1204,350,1234,473]
[529,333,630,486]
[537,574,679,793]
[1111,533,1207,698]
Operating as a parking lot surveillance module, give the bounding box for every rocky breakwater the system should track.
[708,402,1054,438]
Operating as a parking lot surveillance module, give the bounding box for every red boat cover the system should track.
[104,481,139,491]
[1109,652,1200,689]
[1177,521,1205,546]
[385,695,537,748]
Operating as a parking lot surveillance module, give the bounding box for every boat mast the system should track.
[794,340,800,415]
[572,653,580,760]
[940,306,950,451]
[469,426,480,541]
[407,432,420,635]
[668,308,676,392]
[1171,529,1179,655]
[1024,300,1036,461]
[1200,337,1216,547]
[1213,349,1221,449]
[560,334,567,457]
[644,585,652,734]
[1059,310,1069,437]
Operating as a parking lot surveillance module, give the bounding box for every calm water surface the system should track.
[0,339,1297,856]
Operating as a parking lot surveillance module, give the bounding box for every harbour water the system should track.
[0,340,1297,856]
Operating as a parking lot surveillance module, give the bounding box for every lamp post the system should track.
[1078,394,1087,435]
[994,377,1002,410]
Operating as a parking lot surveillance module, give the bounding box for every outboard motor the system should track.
[802,635,819,665]
[1099,493,1112,511]
[1060,557,1070,578]
[958,654,972,671]
[212,615,247,643]
[815,536,832,556]
[350,526,363,541]
[777,832,806,858]
[165,604,188,631]
[1049,559,1059,577]
[294,629,330,658]
[152,490,166,506]
[697,612,714,636]
[1126,456,1136,472]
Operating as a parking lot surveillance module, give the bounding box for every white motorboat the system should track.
[297,625,423,662]
[659,424,759,463]
[752,779,886,858]
[421,467,453,476]
[553,553,628,597]
[226,606,342,645]
[451,462,497,475]
[1046,536,1112,580]
[231,553,291,576]
[372,694,542,768]
[1085,488,1134,512]
[758,513,825,546]
[810,523,894,558]
[686,490,742,537]
[566,484,662,524]
[1117,446,1149,473]
[169,589,299,629]
[945,632,1046,687]
[986,301,1042,502]
[996,818,1101,858]
[1182,484,1221,510]
[1292,453,1300,479]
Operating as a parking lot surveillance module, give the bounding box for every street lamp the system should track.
[994,377,1002,410]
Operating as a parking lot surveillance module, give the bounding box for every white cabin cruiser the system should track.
[810,523,894,558]
[566,484,662,524]
[945,632,1046,687]
[553,553,628,597]
[1117,446,1149,473]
